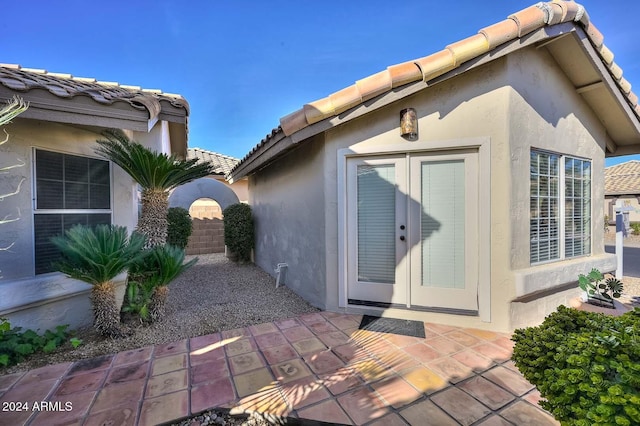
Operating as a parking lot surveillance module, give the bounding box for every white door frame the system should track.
[337,137,492,322]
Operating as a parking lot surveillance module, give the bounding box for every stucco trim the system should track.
[337,137,491,321]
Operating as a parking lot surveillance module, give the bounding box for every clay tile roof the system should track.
[187,148,240,176]
[605,160,640,195]
[0,63,189,118]
[229,0,639,178]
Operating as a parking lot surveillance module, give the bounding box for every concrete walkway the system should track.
[0,312,558,425]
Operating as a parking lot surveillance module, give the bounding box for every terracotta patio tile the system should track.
[361,337,395,357]
[261,343,299,365]
[221,327,251,340]
[233,367,276,398]
[297,399,353,425]
[299,312,326,325]
[472,342,512,362]
[225,338,258,357]
[431,387,492,425]
[0,405,34,425]
[332,342,369,364]
[342,326,360,337]
[400,366,447,394]
[399,399,459,426]
[320,311,342,319]
[84,401,139,426]
[476,414,514,425]
[349,358,389,383]
[55,369,107,395]
[113,346,153,366]
[443,330,481,347]
[424,322,458,335]
[427,357,474,383]
[138,389,188,426]
[91,378,146,413]
[464,328,502,341]
[316,330,350,348]
[1,377,59,405]
[282,325,314,343]
[189,343,227,366]
[151,353,187,376]
[523,388,544,406]
[458,376,515,410]
[502,359,520,373]
[383,333,421,348]
[105,361,149,385]
[229,352,265,375]
[403,342,442,363]
[248,322,279,336]
[189,332,221,351]
[500,400,559,425]
[274,317,301,330]
[303,349,345,375]
[280,376,330,410]
[153,339,187,357]
[145,369,188,398]
[327,316,361,330]
[482,366,535,396]
[68,355,113,377]
[492,336,516,352]
[191,376,236,413]
[337,386,389,425]
[318,368,363,396]
[291,337,326,355]
[17,362,71,385]
[0,371,23,392]
[307,320,338,335]
[29,390,95,426]
[368,412,410,426]
[425,336,465,355]
[190,357,230,385]
[377,349,420,373]
[370,374,422,409]
[231,386,291,417]
[453,349,495,372]
[271,358,313,384]
[254,331,288,350]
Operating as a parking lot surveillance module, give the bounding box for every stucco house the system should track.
[228,0,640,331]
[0,64,189,331]
[604,160,640,225]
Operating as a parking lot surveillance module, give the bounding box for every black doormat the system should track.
[358,315,426,338]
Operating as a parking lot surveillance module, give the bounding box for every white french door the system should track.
[346,151,478,312]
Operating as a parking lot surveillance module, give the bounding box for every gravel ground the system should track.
[0,253,320,376]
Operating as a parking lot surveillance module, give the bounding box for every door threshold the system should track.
[348,299,478,316]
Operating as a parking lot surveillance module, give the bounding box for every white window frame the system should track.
[530,149,591,265]
[32,148,113,274]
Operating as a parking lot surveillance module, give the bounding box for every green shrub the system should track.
[167,207,192,249]
[223,203,254,262]
[632,222,640,236]
[0,318,79,367]
[512,306,640,426]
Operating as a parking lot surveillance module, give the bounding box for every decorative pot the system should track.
[569,296,631,317]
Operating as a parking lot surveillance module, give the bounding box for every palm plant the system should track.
[125,245,197,322]
[52,225,146,337]
[95,129,214,248]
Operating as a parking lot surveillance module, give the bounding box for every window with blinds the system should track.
[33,149,112,274]
[530,150,591,265]
[421,160,465,289]
[357,164,396,284]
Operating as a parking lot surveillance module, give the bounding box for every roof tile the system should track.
[552,0,580,21]
[187,148,240,176]
[584,22,604,48]
[609,62,623,81]
[479,19,520,49]
[329,85,363,115]
[598,44,614,65]
[619,78,632,95]
[416,49,456,82]
[446,34,490,66]
[280,108,308,136]
[305,97,335,125]
[387,61,422,88]
[355,70,393,102]
[605,160,640,194]
[508,5,547,37]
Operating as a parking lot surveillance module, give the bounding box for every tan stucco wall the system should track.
[604,196,640,224]
[0,117,170,331]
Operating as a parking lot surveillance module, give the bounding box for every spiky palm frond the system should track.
[52,225,146,285]
[0,96,28,127]
[95,129,214,191]
[130,244,197,288]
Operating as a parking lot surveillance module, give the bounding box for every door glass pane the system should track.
[357,164,395,284]
[421,160,465,288]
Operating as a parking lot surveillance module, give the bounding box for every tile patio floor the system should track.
[0,312,558,425]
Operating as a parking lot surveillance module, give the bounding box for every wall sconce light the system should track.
[400,108,418,141]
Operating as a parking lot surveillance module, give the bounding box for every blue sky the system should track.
[2,1,639,167]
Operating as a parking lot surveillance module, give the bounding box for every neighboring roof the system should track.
[0,63,190,157]
[228,0,640,182]
[605,160,640,195]
[187,148,240,176]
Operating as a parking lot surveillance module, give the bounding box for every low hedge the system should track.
[167,207,192,249]
[511,306,640,426]
[223,203,254,262]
